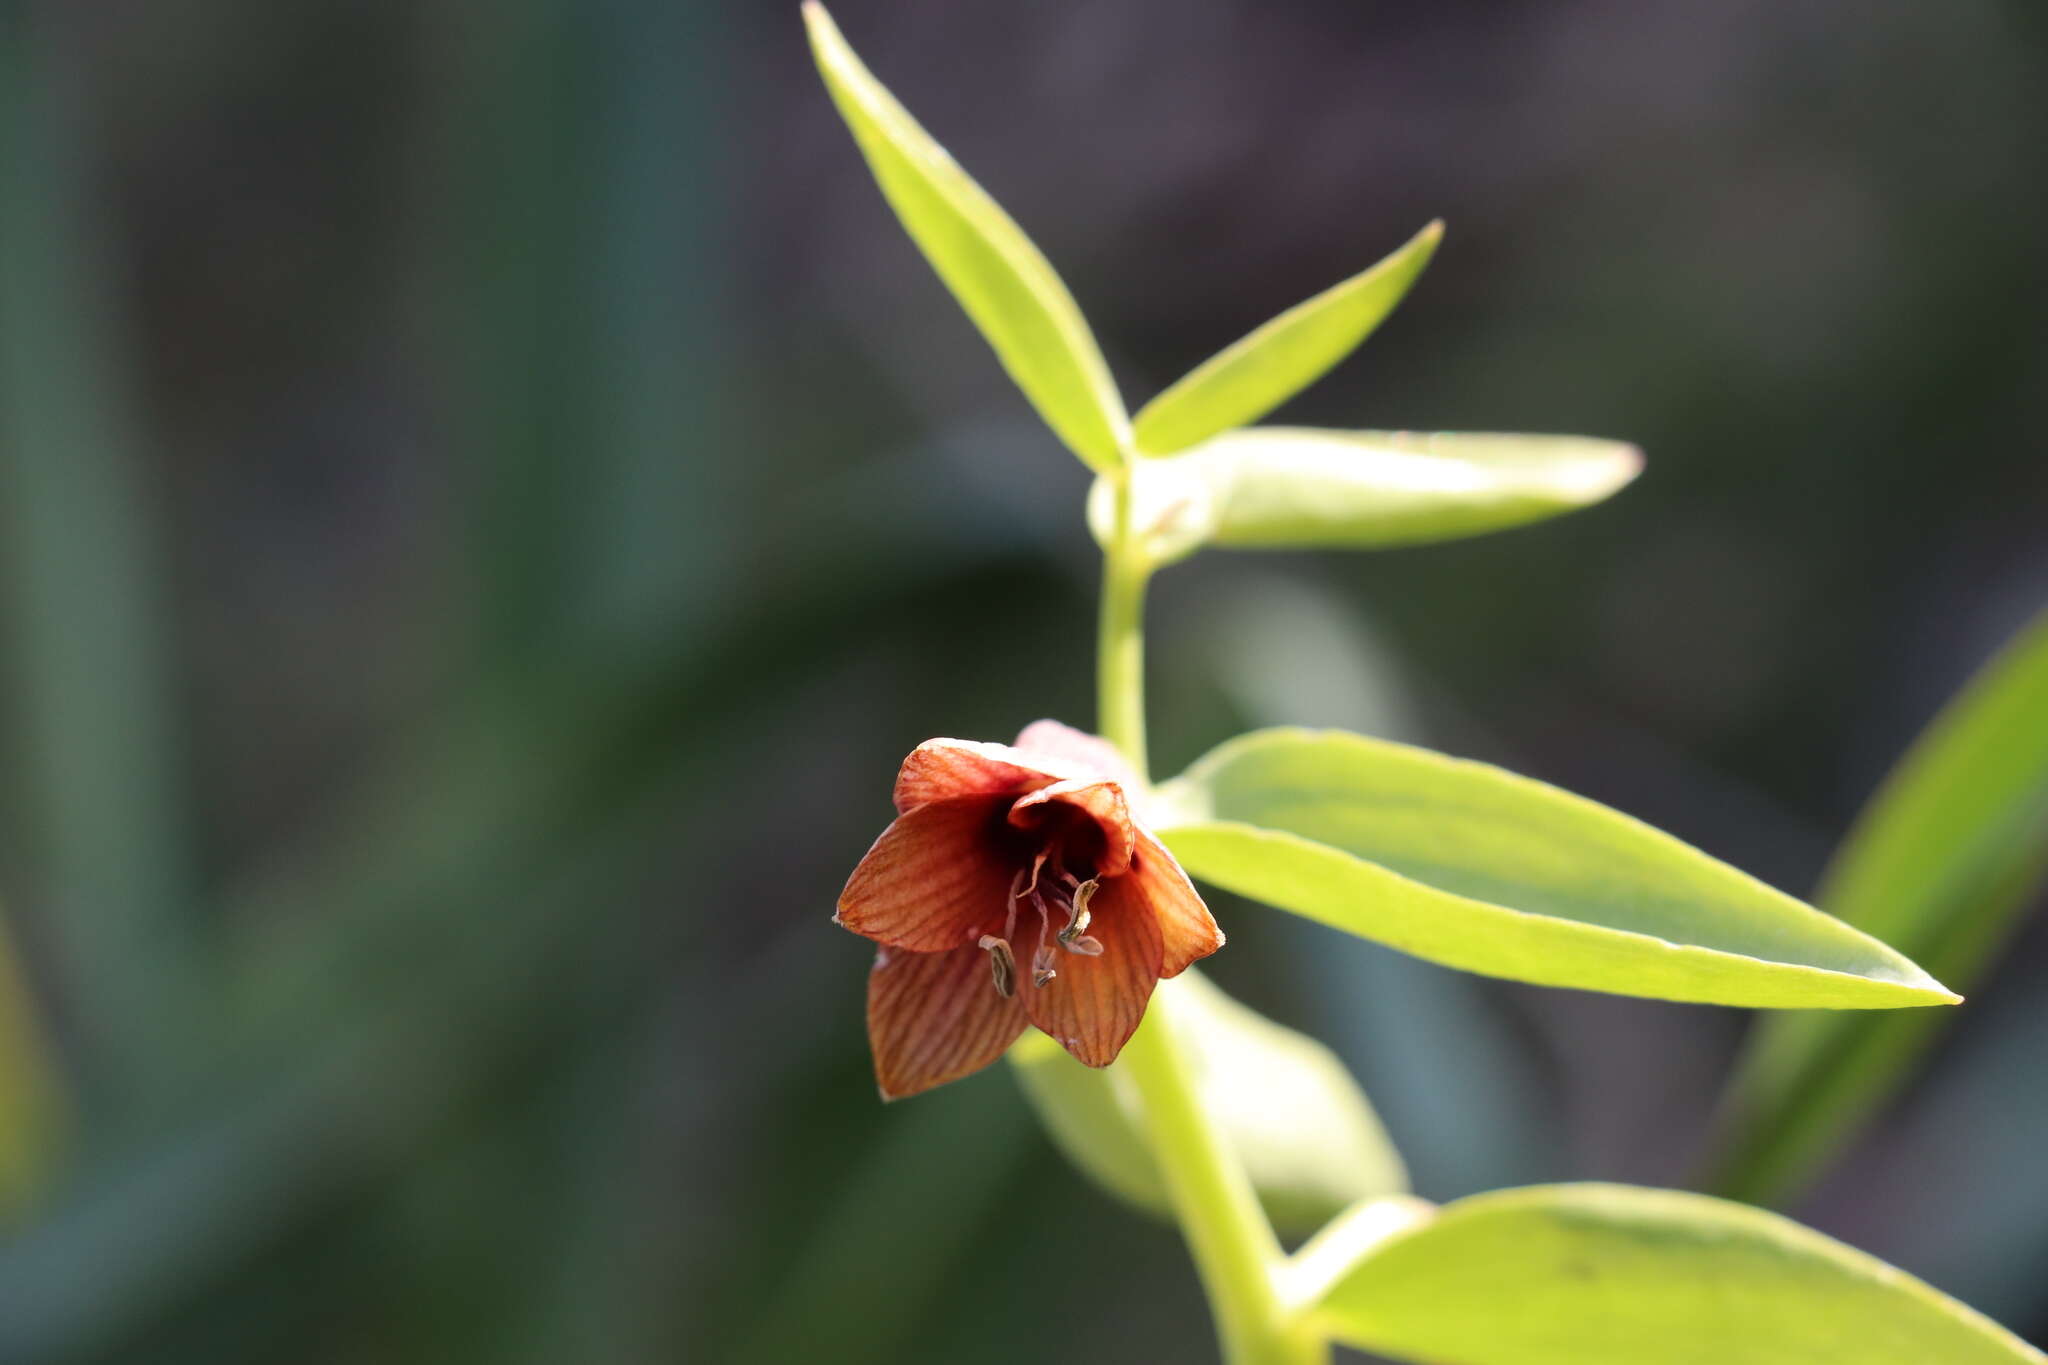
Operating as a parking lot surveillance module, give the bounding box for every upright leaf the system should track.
[1009,970,1406,1236]
[1308,1183,2044,1364]
[1132,222,1441,455]
[1154,729,1955,1009]
[804,3,1129,471]
[1708,607,2048,1204]
[1089,427,1641,566]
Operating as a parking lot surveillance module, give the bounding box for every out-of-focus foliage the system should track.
[0,1,2042,1362]
[0,912,62,1220]
[1709,607,2048,1205]
[1011,969,1406,1237]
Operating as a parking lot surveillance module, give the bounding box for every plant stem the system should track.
[1095,471,1325,1365]
[1095,472,1150,780]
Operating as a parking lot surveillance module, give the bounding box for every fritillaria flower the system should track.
[837,720,1225,1099]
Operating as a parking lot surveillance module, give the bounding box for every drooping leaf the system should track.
[1008,970,1406,1236]
[1709,607,2048,1204]
[1131,223,1441,455]
[1153,729,1955,1009]
[803,3,1129,472]
[1088,428,1641,567]
[1307,1183,2044,1365]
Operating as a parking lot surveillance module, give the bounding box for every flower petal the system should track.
[892,738,1060,813]
[1007,778,1137,878]
[838,797,1013,951]
[1122,830,1224,978]
[1013,719,1143,789]
[1023,884,1165,1067]
[867,944,1029,1099]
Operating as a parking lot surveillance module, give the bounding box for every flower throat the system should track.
[978,834,1106,999]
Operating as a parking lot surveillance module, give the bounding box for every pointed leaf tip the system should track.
[1133,220,1444,455]
[1091,429,1642,567]
[1156,728,1957,1010]
[804,1,1129,472]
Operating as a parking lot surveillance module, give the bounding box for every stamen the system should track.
[1065,935,1105,957]
[1031,945,1059,988]
[978,934,1016,998]
[1021,848,1048,899]
[1003,868,1025,945]
[1057,878,1098,946]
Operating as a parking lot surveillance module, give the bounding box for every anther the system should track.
[1065,934,1105,957]
[1031,945,1059,988]
[1057,878,1098,945]
[978,934,1016,998]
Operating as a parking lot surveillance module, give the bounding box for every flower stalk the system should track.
[1095,466,1327,1365]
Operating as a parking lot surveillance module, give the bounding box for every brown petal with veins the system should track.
[1021,887,1165,1067]
[868,944,1029,1100]
[1006,778,1136,878]
[892,739,1060,813]
[837,797,1011,951]
[1118,830,1225,978]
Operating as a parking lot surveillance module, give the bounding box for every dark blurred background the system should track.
[0,1,2043,1361]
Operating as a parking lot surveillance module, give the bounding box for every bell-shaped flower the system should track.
[838,721,1224,1098]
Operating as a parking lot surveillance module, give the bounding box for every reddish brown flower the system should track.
[837,720,1225,1099]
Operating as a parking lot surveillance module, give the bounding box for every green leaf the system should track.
[1008,970,1406,1236]
[1088,428,1641,567]
[803,3,1129,472]
[1708,607,2048,1204]
[1308,1183,2044,1364]
[1154,729,1956,1009]
[1132,222,1442,455]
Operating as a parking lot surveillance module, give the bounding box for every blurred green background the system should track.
[1,1,2043,1361]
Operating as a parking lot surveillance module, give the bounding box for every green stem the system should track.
[1095,471,1325,1365]
[1095,476,1150,780]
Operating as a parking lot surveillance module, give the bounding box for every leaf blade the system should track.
[1708,607,2048,1203]
[1156,729,1954,1009]
[1089,428,1641,566]
[1008,970,1406,1236]
[804,2,1128,471]
[1312,1183,2043,1365]
[1132,222,1442,455]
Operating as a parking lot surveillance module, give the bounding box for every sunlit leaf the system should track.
[1088,428,1641,566]
[804,2,1129,472]
[1154,729,1956,1009]
[1709,607,2048,1204]
[1008,970,1405,1236]
[1308,1183,2044,1364]
[1131,223,1441,455]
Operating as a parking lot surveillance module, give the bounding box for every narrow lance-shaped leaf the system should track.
[1306,1183,2044,1365]
[1132,222,1441,455]
[1153,729,1956,1009]
[1008,970,1406,1236]
[803,3,1129,472]
[1708,606,2048,1204]
[1089,427,1641,566]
